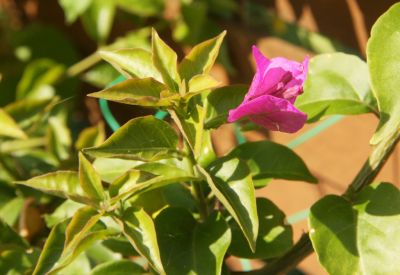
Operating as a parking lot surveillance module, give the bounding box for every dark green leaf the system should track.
[155,208,231,275]
[367,3,400,145]
[0,218,28,250]
[83,116,180,161]
[309,182,400,274]
[33,220,68,275]
[205,85,248,129]
[224,141,317,186]
[296,53,377,122]
[229,198,293,259]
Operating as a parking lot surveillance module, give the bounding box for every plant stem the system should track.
[56,52,102,84]
[237,130,400,274]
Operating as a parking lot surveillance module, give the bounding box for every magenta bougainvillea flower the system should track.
[228,46,309,133]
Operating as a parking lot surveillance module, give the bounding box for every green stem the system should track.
[237,130,400,274]
[62,52,102,81]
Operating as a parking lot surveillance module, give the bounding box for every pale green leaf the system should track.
[309,182,400,275]
[296,53,377,122]
[16,171,91,204]
[152,29,181,92]
[88,78,178,107]
[0,109,27,139]
[83,116,180,161]
[118,208,165,274]
[116,0,164,16]
[75,123,105,150]
[79,152,106,202]
[99,48,162,81]
[81,0,115,43]
[179,31,226,81]
[58,0,93,23]
[90,259,145,275]
[199,158,258,251]
[367,3,400,145]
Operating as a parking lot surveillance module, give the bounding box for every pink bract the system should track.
[228,46,309,133]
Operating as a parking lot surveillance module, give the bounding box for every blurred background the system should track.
[1,0,399,274]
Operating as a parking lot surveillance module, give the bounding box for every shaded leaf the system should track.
[229,198,293,259]
[117,0,164,16]
[309,182,400,274]
[224,141,317,186]
[45,200,83,227]
[93,158,143,183]
[75,123,105,150]
[205,85,248,129]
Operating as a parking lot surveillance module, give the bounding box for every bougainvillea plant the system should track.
[11,3,400,274]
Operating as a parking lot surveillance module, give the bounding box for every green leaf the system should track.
[0,247,40,275]
[152,29,181,92]
[367,3,400,145]
[110,162,197,202]
[49,230,113,275]
[75,123,105,150]
[90,259,145,275]
[45,200,83,227]
[4,97,55,130]
[187,74,220,96]
[88,78,179,107]
[81,0,115,43]
[224,141,317,187]
[58,0,93,23]
[116,0,164,16]
[60,253,91,275]
[0,218,28,250]
[296,53,377,122]
[93,158,143,183]
[0,108,27,139]
[0,197,24,226]
[99,48,162,81]
[33,220,68,275]
[118,208,164,274]
[199,158,258,251]
[155,208,231,275]
[309,182,400,274]
[79,152,106,202]
[229,198,293,259]
[179,31,226,81]
[47,116,72,162]
[17,59,65,100]
[16,171,91,204]
[65,206,101,248]
[205,85,248,129]
[83,116,180,161]
[82,62,121,88]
